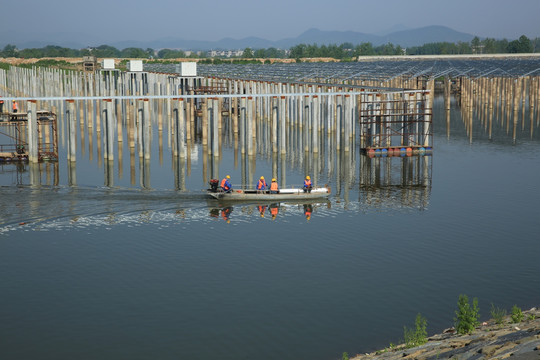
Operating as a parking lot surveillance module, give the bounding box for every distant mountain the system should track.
[382,25,475,47]
[274,28,381,48]
[4,25,476,51]
[374,24,411,36]
[114,25,476,50]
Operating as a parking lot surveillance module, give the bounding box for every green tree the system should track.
[289,44,306,58]
[457,41,472,54]
[18,48,44,58]
[532,37,540,52]
[254,48,265,58]
[265,47,284,58]
[93,45,121,58]
[518,35,533,52]
[471,36,481,53]
[359,42,375,56]
[158,49,186,59]
[120,47,148,58]
[482,38,497,54]
[243,47,254,58]
[2,44,17,57]
[507,35,532,53]
[306,44,319,57]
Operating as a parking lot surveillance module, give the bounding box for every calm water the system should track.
[1,94,540,360]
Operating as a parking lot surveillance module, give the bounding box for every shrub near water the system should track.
[490,303,507,325]
[403,313,428,348]
[511,305,524,323]
[454,294,480,335]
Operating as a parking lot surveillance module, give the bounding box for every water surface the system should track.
[1,94,539,360]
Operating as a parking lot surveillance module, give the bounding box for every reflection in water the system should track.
[221,206,232,223]
[2,94,440,221]
[258,204,267,218]
[359,155,432,210]
[207,200,328,225]
[0,192,337,234]
[0,162,60,187]
[444,79,540,143]
[303,203,313,221]
[269,203,279,220]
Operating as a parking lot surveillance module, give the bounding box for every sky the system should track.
[2,0,539,47]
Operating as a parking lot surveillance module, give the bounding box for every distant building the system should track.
[207,49,245,58]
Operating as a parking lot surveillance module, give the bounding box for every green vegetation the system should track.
[490,303,507,325]
[511,305,524,323]
[1,35,537,63]
[157,48,186,59]
[342,351,349,360]
[351,299,534,357]
[507,36,534,53]
[20,59,73,68]
[454,294,480,335]
[403,313,428,348]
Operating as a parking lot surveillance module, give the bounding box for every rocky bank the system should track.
[352,307,540,360]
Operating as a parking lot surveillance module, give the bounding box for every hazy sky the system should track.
[2,0,539,46]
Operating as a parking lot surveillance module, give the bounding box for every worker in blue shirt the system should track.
[221,175,232,193]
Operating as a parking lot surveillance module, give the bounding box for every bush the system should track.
[511,305,524,323]
[403,313,428,348]
[454,294,480,335]
[490,303,507,325]
[342,352,349,360]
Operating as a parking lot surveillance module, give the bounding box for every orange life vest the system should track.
[270,181,278,191]
[12,102,18,111]
[221,178,230,190]
[257,179,267,190]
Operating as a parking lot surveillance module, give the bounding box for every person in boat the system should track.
[220,175,232,193]
[269,178,279,194]
[303,175,312,193]
[12,100,19,113]
[257,176,268,192]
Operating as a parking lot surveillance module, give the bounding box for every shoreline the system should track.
[351,307,540,360]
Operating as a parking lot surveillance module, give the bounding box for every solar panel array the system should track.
[145,58,540,83]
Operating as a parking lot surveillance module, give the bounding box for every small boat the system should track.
[207,179,331,201]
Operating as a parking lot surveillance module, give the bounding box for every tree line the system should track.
[289,36,538,58]
[0,35,538,61]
